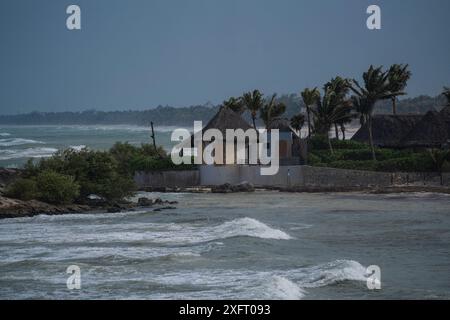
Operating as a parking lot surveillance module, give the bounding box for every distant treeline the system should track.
[0,94,446,126]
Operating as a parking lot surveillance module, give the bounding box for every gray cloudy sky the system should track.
[0,0,449,114]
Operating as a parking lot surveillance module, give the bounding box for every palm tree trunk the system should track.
[392,97,397,115]
[341,124,346,140]
[327,133,334,155]
[334,123,339,140]
[306,106,311,138]
[368,115,377,161]
[252,116,257,132]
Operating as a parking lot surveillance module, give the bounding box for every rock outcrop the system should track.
[211,182,255,193]
[0,195,178,219]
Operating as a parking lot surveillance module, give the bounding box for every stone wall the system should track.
[134,166,449,188]
[300,166,392,187]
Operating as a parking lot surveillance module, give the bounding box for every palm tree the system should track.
[260,94,286,128]
[350,65,404,160]
[223,97,245,114]
[387,64,411,115]
[443,87,450,105]
[301,88,320,138]
[242,90,264,131]
[428,149,450,185]
[311,80,353,154]
[290,114,305,136]
[335,107,356,140]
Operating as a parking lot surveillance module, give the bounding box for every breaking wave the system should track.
[0,138,45,147]
[132,260,366,299]
[0,216,292,245]
[0,133,11,137]
[0,147,58,160]
[288,259,368,288]
[69,145,87,151]
[210,217,293,241]
[266,276,306,300]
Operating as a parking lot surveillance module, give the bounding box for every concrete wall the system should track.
[134,170,200,188]
[199,165,303,187]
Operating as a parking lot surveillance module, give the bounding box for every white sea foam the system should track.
[0,138,45,147]
[0,147,58,160]
[265,275,306,300]
[289,259,368,288]
[0,216,292,245]
[0,133,11,137]
[69,145,87,151]
[211,217,293,240]
[133,260,366,299]
[58,125,179,133]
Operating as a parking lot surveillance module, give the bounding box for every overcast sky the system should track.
[0,0,449,114]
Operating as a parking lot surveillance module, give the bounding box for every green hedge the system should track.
[131,156,197,172]
[308,135,368,150]
[375,155,435,172]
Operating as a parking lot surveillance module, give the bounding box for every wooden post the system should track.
[150,122,157,152]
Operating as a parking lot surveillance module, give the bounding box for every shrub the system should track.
[327,160,377,171]
[307,152,322,166]
[309,150,342,163]
[309,135,368,150]
[5,178,39,201]
[34,149,136,201]
[375,154,434,172]
[36,171,80,204]
[131,155,196,172]
[330,139,370,150]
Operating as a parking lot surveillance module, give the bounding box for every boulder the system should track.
[211,183,233,193]
[107,207,121,213]
[212,182,255,193]
[231,181,255,192]
[84,194,108,207]
[137,197,154,207]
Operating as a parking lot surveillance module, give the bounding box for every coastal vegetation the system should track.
[349,64,412,160]
[2,64,450,204]
[5,143,193,205]
[306,135,448,173]
[0,95,446,127]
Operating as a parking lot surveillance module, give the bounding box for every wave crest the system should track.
[292,259,367,288]
[0,147,57,160]
[212,217,292,241]
[0,138,44,147]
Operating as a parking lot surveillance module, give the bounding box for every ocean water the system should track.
[0,191,449,300]
[0,125,178,168]
[0,124,360,168]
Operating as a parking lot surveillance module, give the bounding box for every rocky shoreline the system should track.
[0,196,178,219]
[1,183,449,220]
[143,183,450,195]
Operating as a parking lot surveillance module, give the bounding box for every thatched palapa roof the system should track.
[400,109,450,148]
[351,115,422,147]
[202,106,253,134]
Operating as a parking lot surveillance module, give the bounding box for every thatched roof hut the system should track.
[184,106,253,147]
[351,115,422,147]
[400,110,450,148]
[440,105,450,121]
[202,106,253,134]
